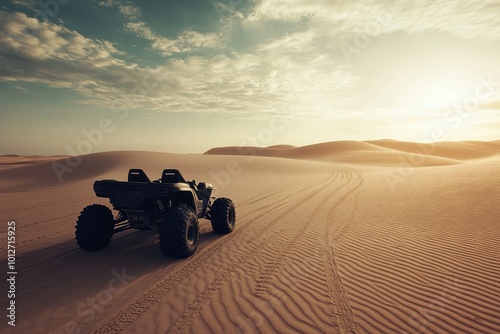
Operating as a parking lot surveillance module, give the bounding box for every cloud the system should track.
[140,53,357,117]
[0,10,356,118]
[0,11,142,91]
[249,0,500,40]
[125,21,224,56]
[97,0,225,56]
[98,0,141,20]
[5,1,496,122]
[249,0,356,22]
[10,0,34,7]
[209,0,249,19]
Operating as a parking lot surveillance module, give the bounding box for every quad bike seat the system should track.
[161,169,187,183]
[128,169,151,182]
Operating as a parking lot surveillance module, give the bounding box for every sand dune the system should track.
[0,155,67,170]
[265,144,297,150]
[367,140,500,160]
[206,140,500,165]
[0,141,499,334]
[0,151,326,193]
[205,141,390,159]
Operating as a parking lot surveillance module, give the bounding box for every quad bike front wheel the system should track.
[210,198,236,234]
[159,206,199,258]
[75,204,115,251]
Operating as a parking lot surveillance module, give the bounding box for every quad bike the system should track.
[75,169,235,258]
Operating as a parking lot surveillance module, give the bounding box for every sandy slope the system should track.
[0,141,499,334]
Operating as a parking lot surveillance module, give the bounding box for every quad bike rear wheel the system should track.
[159,206,199,258]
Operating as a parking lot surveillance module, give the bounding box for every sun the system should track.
[388,70,473,111]
[417,81,465,109]
[371,51,479,112]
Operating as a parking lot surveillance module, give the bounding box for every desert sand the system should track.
[0,140,499,334]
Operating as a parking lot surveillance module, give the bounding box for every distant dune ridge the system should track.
[205,139,500,164]
[0,140,499,334]
[1,140,498,193]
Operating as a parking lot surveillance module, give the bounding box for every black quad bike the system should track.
[75,169,235,258]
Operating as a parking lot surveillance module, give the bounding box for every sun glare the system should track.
[376,52,481,112]
[390,71,473,111]
[418,82,465,109]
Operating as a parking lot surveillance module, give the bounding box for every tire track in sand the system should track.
[322,167,364,334]
[253,167,351,297]
[160,166,364,334]
[90,168,336,334]
[252,166,364,333]
[163,168,340,333]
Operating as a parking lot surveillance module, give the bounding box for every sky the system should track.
[1,0,500,155]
